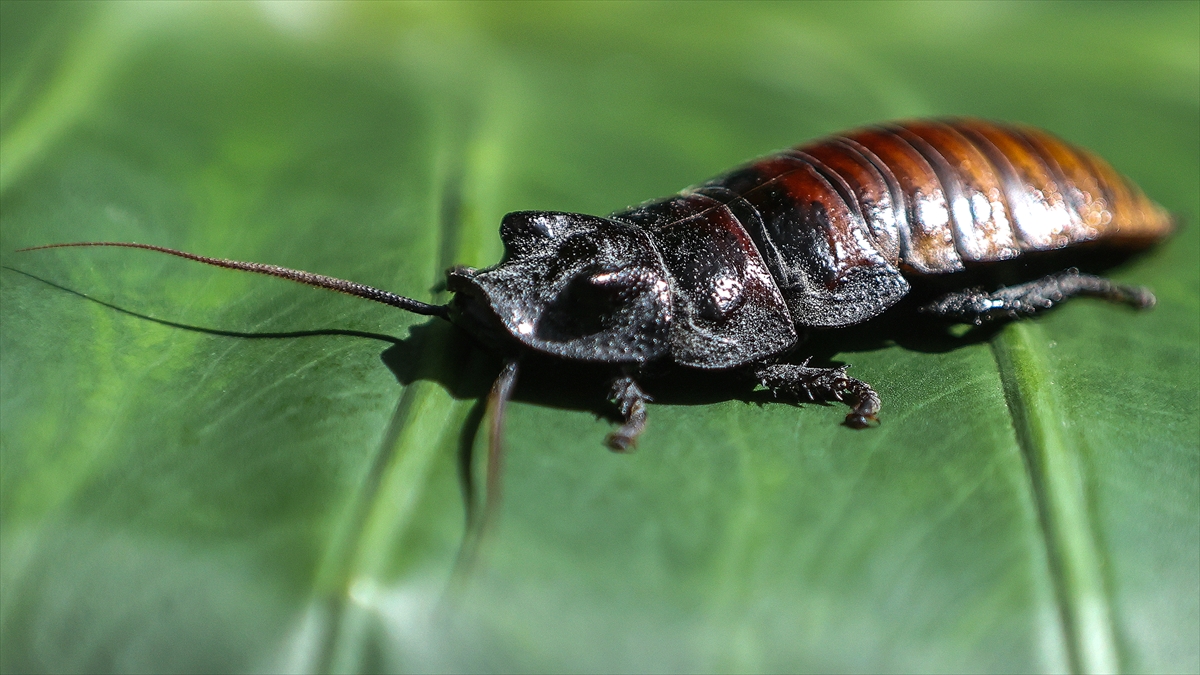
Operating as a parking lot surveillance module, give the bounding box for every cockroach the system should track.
[20,119,1174,453]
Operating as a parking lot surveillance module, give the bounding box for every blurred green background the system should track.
[1,2,1197,673]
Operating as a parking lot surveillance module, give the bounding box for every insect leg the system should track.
[605,375,651,452]
[919,268,1156,325]
[752,362,881,429]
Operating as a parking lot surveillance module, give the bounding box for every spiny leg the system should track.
[605,375,651,452]
[752,361,881,429]
[920,268,1156,325]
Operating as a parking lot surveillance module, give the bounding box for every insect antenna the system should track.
[17,242,450,319]
[442,358,519,599]
[482,359,520,536]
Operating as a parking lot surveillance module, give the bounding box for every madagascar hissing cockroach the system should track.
[21,119,1174,452]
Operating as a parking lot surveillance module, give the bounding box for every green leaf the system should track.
[2,2,1196,673]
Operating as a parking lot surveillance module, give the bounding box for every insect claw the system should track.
[844,413,879,429]
[604,431,638,453]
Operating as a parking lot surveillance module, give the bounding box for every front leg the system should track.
[752,361,881,429]
[605,375,651,452]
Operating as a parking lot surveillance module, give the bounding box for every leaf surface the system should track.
[1,3,1197,673]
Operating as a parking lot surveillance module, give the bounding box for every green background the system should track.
[1,2,1197,673]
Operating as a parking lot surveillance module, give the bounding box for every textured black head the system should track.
[447,211,672,363]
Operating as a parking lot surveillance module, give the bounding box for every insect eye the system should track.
[534,268,633,341]
[586,270,633,295]
[569,268,630,314]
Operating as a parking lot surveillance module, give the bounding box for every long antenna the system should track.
[442,358,519,604]
[483,358,520,534]
[17,242,451,319]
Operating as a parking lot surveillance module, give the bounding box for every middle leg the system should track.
[751,361,881,428]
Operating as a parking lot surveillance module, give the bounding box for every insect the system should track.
[22,119,1174,452]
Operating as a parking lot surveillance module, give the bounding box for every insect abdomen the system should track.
[792,119,1174,274]
[622,119,1173,330]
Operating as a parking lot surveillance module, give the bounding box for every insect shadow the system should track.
[0,263,1039,481]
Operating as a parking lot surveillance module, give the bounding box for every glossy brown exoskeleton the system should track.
[22,119,1175,451]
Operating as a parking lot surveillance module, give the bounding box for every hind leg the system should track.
[920,268,1155,325]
